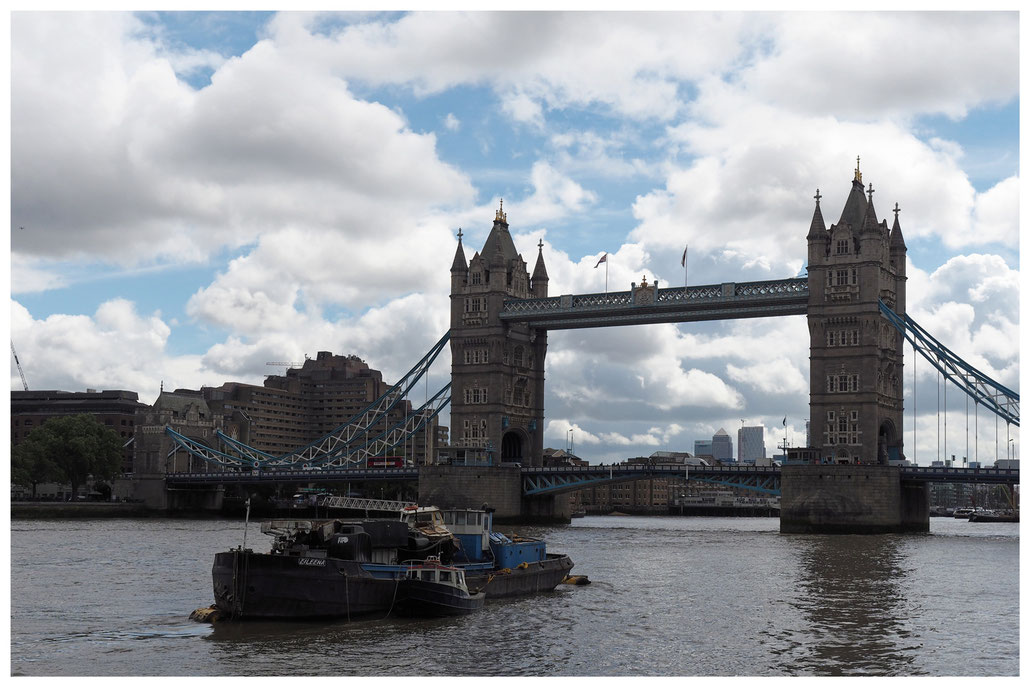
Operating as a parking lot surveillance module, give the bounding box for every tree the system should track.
[12,439,59,498]
[13,414,124,498]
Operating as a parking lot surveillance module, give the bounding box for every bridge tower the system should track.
[449,202,548,466]
[806,159,907,465]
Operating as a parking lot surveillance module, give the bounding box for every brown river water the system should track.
[8,514,1019,676]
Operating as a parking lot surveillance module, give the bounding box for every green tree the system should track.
[11,439,59,498]
[13,414,124,499]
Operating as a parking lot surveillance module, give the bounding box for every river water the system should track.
[8,514,1019,676]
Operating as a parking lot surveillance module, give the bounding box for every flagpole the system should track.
[605,259,609,293]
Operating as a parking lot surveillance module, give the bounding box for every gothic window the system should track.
[825,409,859,446]
[464,297,485,313]
[470,271,482,285]
[836,239,850,255]
[827,330,837,347]
[826,374,859,392]
[513,346,524,368]
[463,387,487,404]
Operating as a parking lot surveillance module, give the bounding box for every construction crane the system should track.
[11,341,28,390]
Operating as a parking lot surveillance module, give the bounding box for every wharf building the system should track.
[577,452,696,514]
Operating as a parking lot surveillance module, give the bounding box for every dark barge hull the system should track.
[212,551,399,620]
[465,553,574,599]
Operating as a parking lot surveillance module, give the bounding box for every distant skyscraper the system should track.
[738,426,766,464]
[711,428,733,464]
[694,439,713,459]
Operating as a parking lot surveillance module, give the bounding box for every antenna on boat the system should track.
[241,497,251,551]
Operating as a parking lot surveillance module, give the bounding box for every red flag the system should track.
[594,253,607,268]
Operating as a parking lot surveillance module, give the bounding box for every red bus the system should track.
[368,456,404,468]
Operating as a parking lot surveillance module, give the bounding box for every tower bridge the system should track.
[164,163,1018,531]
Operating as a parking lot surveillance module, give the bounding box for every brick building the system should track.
[11,389,146,473]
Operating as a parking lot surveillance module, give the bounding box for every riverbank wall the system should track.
[11,501,153,519]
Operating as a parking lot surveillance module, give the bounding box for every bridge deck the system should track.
[164,463,1018,494]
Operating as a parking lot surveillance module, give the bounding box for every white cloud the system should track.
[9,299,183,400]
[741,13,1017,119]
[11,12,474,272]
[443,112,461,131]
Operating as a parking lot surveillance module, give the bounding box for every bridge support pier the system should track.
[132,476,225,513]
[417,465,571,523]
[780,465,928,534]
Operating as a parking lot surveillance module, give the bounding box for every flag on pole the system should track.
[594,253,608,268]
[782,416,787,427]
[681,244,688,267]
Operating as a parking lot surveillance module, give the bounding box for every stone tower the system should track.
[449,202,548,466]
[806,159,907,465]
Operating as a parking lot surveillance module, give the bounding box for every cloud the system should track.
[742,13,1017,119]
[10,299,181,399]
[11,12,474,273]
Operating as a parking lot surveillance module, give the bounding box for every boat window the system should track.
[421,570,435,582]
[453,512,466,525]
[439,571,452,583]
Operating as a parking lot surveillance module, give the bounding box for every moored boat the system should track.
[441,507,575,598]
[211,518,412,620]
[394,557,485,616]
[967,510,1019,523]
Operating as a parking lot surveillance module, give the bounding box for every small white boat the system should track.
[396,556,486,617]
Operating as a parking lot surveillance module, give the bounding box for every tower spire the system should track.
[450,227,468,273]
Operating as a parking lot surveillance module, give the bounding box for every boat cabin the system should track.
[405,559,469,591]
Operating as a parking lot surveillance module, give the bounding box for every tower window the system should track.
[836,239,850,255]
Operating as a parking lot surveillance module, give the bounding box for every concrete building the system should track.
[201,352,435,465]
[737,425,766,464]
[712,428,734,464]
[11,389,146,474]
[693,439,713,462]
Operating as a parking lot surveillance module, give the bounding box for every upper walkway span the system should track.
[499,278,809,329]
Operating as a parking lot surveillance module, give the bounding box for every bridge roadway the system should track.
[164,463,1018,497]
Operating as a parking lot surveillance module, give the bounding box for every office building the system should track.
[738,425,766,464]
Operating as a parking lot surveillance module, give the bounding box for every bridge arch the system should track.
[502,428,528,463]
[878,418,899,465]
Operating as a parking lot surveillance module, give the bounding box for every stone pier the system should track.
[780,464,929,534]
[417,465,570,523]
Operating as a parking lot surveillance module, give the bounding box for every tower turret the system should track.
[531,239,549,297]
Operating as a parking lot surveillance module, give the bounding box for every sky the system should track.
[6,10,1022,466]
